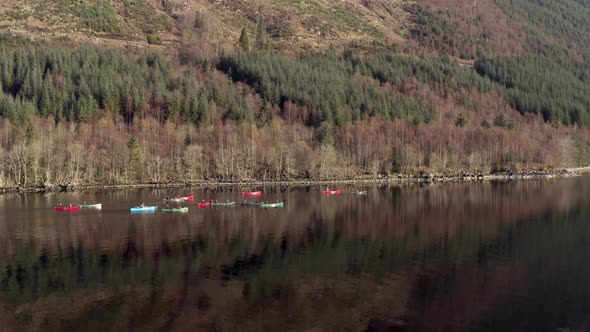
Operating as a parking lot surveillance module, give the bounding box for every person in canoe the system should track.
[59,203,63,207]
[166,195,171,200]
[83,201,86,205]
[141,203,145,208]
[92,200,96,204]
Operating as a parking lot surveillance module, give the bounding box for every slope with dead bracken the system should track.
[0,0,536,60]
[0,0,412,50]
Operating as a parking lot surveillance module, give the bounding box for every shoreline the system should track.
[0,169,585,194]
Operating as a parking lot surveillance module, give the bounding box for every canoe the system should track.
[261,202,284,208]
[163,195,194,202]
[130,206,158,213]
[80,203,102,209]
[197,202,210,208]
[162,207,189,213]
[351,191,367,195]
[322,190,341,195]
[54,206,79,211]
[240,201,263,206]
[164,197,185,203]
[242,191,262,196]
[211,202,236,206]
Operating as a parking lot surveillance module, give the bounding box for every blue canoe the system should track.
[130,206,158,213]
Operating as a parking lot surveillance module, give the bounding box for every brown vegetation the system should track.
[418,0,526,57]
[0,112,587,189]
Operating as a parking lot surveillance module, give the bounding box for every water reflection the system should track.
[0,178,589,331]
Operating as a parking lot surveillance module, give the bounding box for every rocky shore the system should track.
[0,168,585,194]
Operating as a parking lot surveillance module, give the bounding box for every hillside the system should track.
[1,0,589,57]
[0,0,590,187]
[0,0,410,50]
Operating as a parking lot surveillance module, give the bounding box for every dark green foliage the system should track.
[0,43,247,125]
[342,51,495,94]
[472,0,590,126]
[2,0,590,131]
[475,57,590,126]
[256,99,273,128]
[123,0,174,33]
[401,0,590,127]
[0,93,36,127]
[73,1,120,32]
[254,24,271,50]
[496,0,590,58]
[147,35,161,45]
[404,4,461,56]
[390,147,402,173]
[127,134,140,152]
[455,114,466,127]
[493,114,515,130]
[218,51,431,126]
[239,28,250,52]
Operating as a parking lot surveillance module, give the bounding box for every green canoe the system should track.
[261,202,284,208]
[163,198,185,203]
[211,202,236,207]
[161,207,189,213]
[240,201,263,206]
[80,203,102,209]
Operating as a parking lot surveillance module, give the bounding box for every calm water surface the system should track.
[1,178,590,332]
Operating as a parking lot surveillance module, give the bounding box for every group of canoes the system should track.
[130,191,283,213]
[54,202,102,211]
[54,189,365,213]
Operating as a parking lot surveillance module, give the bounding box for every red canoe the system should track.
[184,195,195,201]
[322,190,341,195]
[198,202,210,208]
[54,206,79,211]
[242,191,262,196]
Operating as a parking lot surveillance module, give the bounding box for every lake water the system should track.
[0,178,589,332]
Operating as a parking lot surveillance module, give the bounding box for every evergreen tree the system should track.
[254,23,269,50]
[239,28,250,52]
[196,91,210,126]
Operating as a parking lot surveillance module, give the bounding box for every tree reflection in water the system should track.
[0,179,589,331]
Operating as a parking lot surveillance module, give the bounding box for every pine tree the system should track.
[239,28,250,52]
[127,135,143,181]
[196,91,210,126]
[254,23,269,50]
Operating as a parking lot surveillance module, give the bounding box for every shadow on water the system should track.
[0,178,589,331]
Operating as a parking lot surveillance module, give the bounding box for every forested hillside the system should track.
[0,0,589,187]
